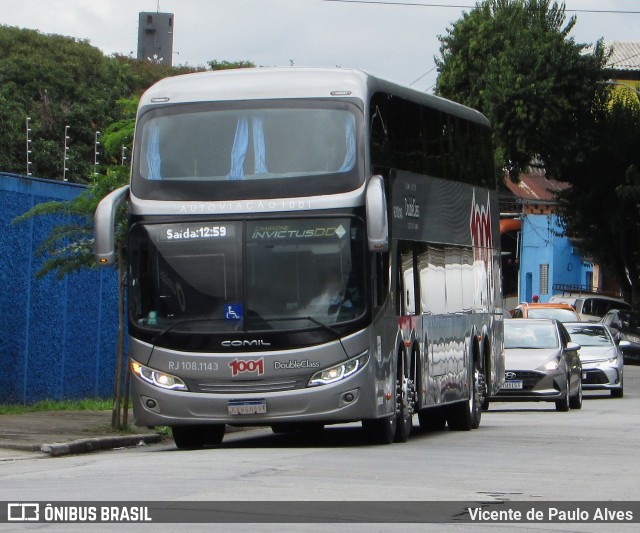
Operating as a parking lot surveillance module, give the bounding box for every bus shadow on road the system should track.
[156,422,453,451]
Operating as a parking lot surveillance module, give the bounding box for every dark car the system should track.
[492,319,583,411]
[600,309,640,364]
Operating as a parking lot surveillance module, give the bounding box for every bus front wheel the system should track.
[362,415,395,445]
[172,424,225,449]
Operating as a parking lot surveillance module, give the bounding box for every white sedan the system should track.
[564,322,624,398]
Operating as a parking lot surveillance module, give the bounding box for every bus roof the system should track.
[139,67,490,127]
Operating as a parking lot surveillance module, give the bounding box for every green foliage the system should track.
[0,26,206,182]
[12,166,130,280]
[208,59,256,70]
[436,0,640,306]
[557,94,640,306]
[435,0,607,178]
[0,398,112,415]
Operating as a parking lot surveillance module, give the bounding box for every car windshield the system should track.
[128,217,366,339]
[526,308,578,322]
[504,322,558,349]
[565,325,613,346]
[617,311,640,333]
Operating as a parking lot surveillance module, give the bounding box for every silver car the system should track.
[564,322,624,398]
[492,319,583,411]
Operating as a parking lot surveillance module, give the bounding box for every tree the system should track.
[557,90,640,308]
[435,0,640,308]
[435,0,607,179]
[0,26,205,183]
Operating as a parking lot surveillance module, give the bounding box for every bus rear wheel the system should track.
[394,351,414,442]
[447,358,482,431]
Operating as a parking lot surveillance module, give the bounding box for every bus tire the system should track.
[446,357,482,431]
[172,424,225,449]
[394,349,414,443]
[362,416,395,445]
[172,425,206,449]
[202,424,226,445]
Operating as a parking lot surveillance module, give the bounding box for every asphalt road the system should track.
[2,366,639,533]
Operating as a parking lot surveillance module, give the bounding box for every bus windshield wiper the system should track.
[151,317,222,348]
[266,316,349,359]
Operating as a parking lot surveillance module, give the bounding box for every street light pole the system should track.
[597,79,640,98]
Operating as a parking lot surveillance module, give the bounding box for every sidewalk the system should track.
[0,410,164,457]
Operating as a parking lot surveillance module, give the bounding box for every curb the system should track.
[41,434,164,456]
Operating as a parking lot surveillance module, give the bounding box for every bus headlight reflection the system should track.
[131,359,188,391]
[308,352,368,387]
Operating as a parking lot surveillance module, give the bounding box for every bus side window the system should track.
[398,241,417,316]
[373,252,389,310]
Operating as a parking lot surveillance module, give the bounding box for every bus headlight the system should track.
[308,352,368,387]
[131,359,188,391]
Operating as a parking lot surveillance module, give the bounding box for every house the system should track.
[499,42,640,310]
[500,167,594,310]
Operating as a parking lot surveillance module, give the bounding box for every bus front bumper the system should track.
[131,369,382,427]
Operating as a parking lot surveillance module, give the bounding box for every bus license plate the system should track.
[228,399,267,415]
[502,380,523,390]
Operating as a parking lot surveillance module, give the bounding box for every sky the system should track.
[1,0,639,92]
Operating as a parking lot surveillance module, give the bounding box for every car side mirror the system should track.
[566,341,581,352]
[618,339,631,348]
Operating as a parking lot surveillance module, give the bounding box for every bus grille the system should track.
[185,375,309,394]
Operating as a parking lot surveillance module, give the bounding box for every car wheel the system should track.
[555,375,570,412]
[569,378,582,409]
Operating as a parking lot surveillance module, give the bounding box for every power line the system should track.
[318,0,640,14]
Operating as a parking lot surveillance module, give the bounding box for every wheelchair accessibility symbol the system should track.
[224,304,243,321]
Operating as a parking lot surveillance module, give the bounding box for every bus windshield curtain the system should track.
[146,122,162,180]
[227,115,267,180]
[339,115,356,172]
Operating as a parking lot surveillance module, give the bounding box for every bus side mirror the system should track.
[94,185,130,266]
[366,175,389,253]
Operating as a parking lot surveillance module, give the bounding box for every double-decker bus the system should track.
[95,68,504,448]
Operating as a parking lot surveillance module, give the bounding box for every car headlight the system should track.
[539,359,559,371]
[131,359,188,391]
[308,352,369,387]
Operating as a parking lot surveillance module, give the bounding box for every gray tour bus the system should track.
[95,67,504,448]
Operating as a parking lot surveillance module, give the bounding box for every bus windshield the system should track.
[129,217,366,342]
[132,101,362,201]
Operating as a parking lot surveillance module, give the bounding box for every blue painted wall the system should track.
[519,214,592,303]
[1,173,120,403]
